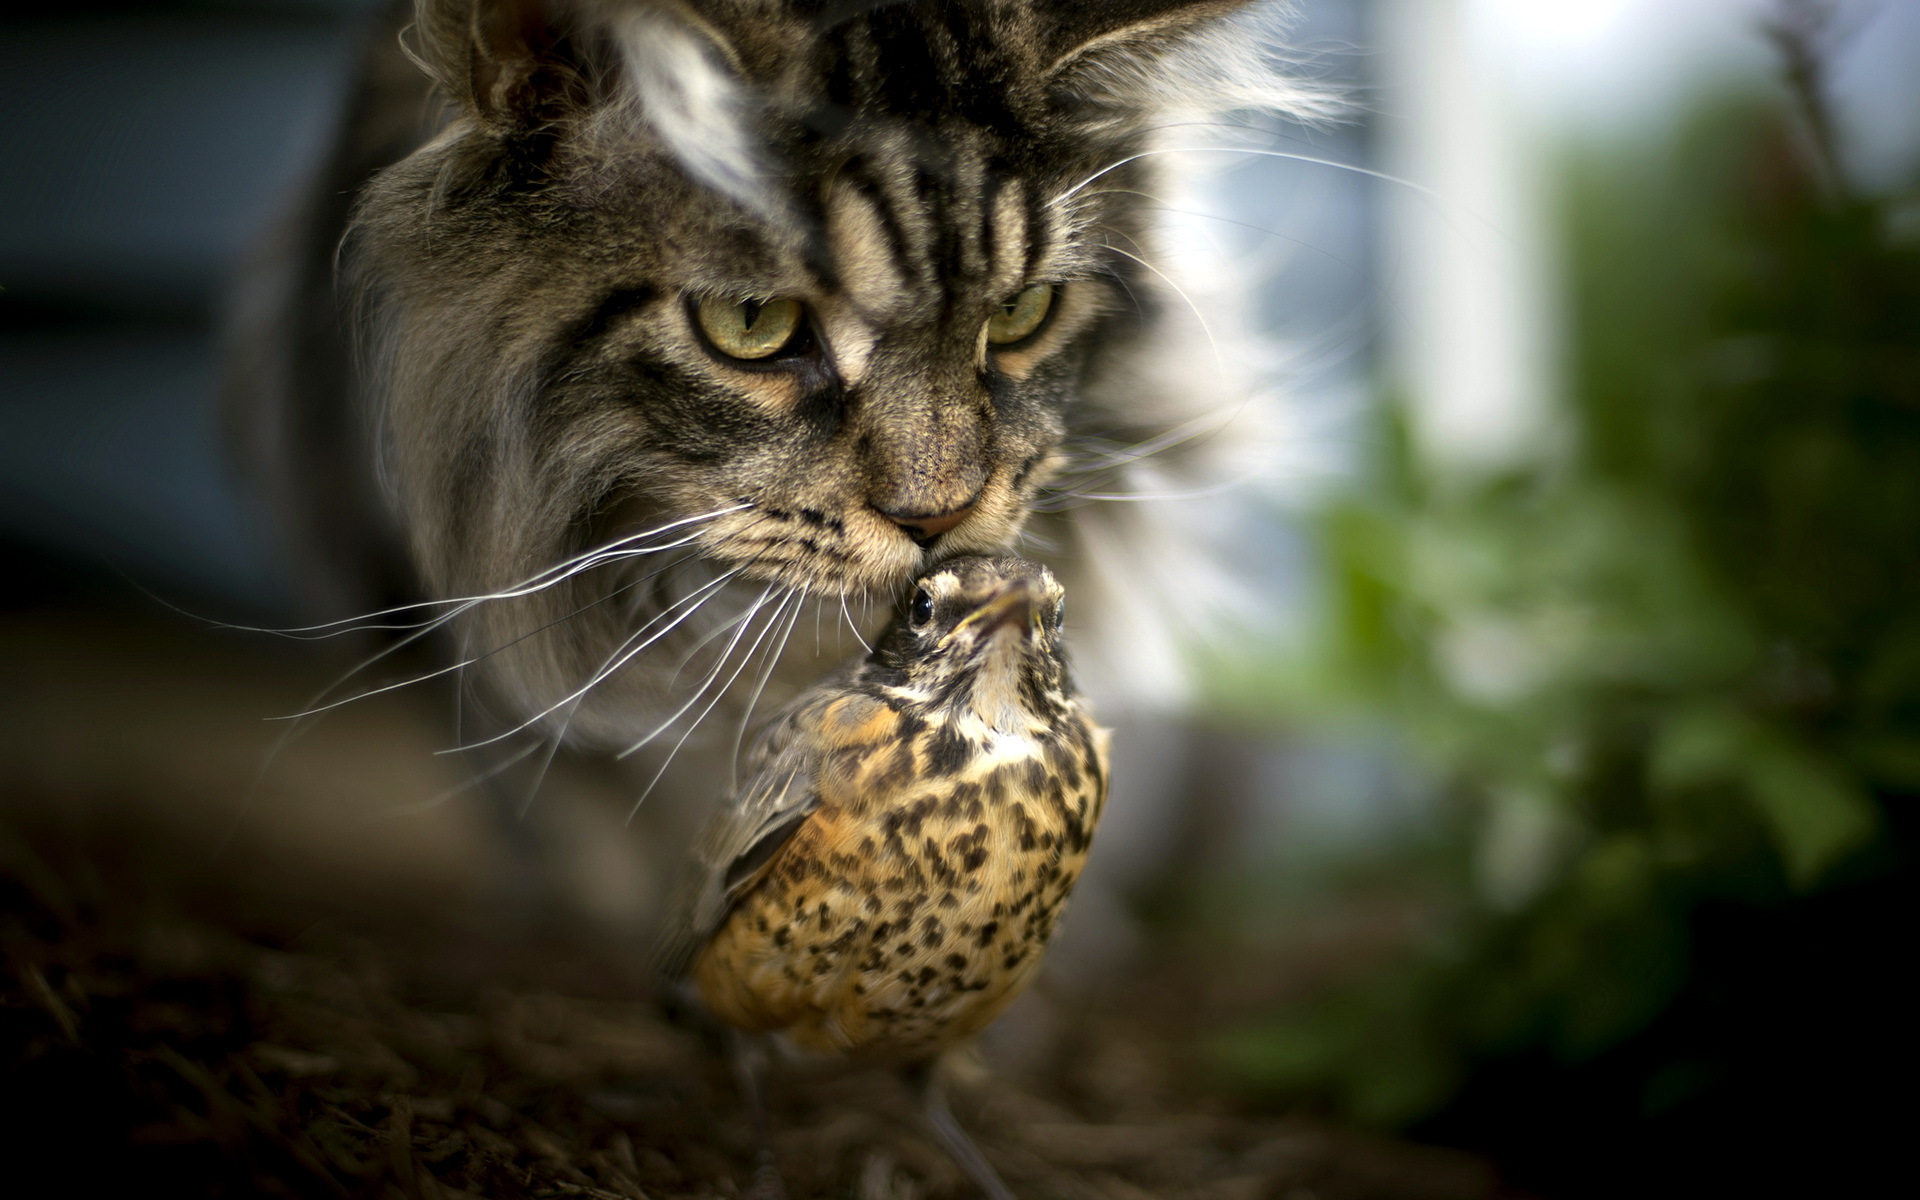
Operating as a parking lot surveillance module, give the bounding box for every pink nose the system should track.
[880,502,975,547]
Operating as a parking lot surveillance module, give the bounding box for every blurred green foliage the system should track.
[1210,91,1920,1130]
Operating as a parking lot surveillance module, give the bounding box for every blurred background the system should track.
[4,0,1917,1196]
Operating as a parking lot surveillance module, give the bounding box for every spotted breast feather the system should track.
[666,555,1108,1064]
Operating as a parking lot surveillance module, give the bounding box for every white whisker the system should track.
[374,736,546,820]
[617,582,778,763]
[445,566,745,754]
[839,590,872,653]
[1100,239,1222,371]
[270,551,695,722]
[727,587,807,794]
[1060,407,1242,473]
[518,709,574,820]
[1055,146,1441,212]
[620,585,804,820]
[1058,145,1493,266]
[631,587,802,816]
[223,504,748,639]
[1034,470,1266,510]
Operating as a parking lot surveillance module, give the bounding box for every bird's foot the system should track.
[912,1063,1017,1200]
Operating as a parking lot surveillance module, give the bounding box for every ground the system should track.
[0,605,1516,1200]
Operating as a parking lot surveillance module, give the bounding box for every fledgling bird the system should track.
[659,555,1109,1199]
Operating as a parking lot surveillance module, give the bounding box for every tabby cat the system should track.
[227,0,1324,791]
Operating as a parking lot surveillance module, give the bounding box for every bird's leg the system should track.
[907,1061,1017,1200]
[729,1031,789,1200]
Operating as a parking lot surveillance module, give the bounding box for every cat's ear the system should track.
[608,4,768,212]
[408,2,769,211]
[407,0,595,129]
[1039,0,1247,80]
[1037,0,1333,120]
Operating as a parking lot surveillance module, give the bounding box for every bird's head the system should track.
[866,556,1074,733]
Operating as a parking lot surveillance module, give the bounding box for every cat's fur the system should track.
[227,0,1327,767]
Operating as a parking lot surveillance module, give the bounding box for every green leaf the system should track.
[1741,733,1879,889]
[1653,707,1878,887]
[1650,704,1749,792]
[1851,735,1920,788]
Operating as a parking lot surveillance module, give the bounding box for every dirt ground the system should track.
[0,607,1515,1200]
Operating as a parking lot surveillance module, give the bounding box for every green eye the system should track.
[986,283,1054,345]
[695,296,805,360]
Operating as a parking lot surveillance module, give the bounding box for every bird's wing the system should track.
[652,692,830,981]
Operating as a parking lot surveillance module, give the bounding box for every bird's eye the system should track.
[985,283,1054,346]
[910,587,934,627]
[1053,597,1065,626]
[694,295,805,360]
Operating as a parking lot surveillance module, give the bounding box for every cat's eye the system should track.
[910,587,934,627]
[695,296,805,361]
[986,283,1054,346]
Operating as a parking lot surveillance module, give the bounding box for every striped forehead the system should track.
[822,144,1042,321]
[817,1,1026,129]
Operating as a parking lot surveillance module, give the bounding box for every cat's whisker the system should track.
[221,534,681,716]
[1034,470,1267,511]
[268,588,489,724]
[222,504,748,640]
[518,703,577,820]
[374,735,546,820]
[623,582,780,758]
[840,589,872,654]
[271,551,699,723]
[1048,375,1272,507]
[443,566,747,754]
[1058,406,1243,472]
[1040,410,1285,510]
[1044,458,1186,507]
[618,581,785,771]
[224,547,602,844]
[1013,524,1060,555]
[1064,144,1499,274]
[1055,145,1442,213]
[508,563,748,730]
[631,587,804,817]
[273,529,707,724]
[1074,185,1372,296]
[1094,260,1149,323]
[726,586,808,794]
[1099,239,1222,371]
[661,561,786,684]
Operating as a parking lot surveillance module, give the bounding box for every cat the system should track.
[225,0,1329,824]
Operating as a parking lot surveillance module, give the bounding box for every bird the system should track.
[658,554,1109,1199]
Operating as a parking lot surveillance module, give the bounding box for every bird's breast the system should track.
[692,711,1107,1061]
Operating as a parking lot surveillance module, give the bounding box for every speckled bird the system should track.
[659,555,1108,1195]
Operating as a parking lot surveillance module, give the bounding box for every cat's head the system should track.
[345,0,1315,733]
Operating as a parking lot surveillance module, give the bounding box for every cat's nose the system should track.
[878,499,976,548]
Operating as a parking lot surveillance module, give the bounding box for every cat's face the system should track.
[493,134,1126,600]
[346,0,1249,737]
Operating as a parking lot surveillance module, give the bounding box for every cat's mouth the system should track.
[692,489,1027,600]
[697,502,939,597]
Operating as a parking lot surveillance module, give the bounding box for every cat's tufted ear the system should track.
[409,1,768,210]
[407,0,599,129]
[1036,0,1333,121]
[607,4,768,213]
[1038,0,1248,79]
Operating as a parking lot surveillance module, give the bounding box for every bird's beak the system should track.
[947,583,1039,645]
